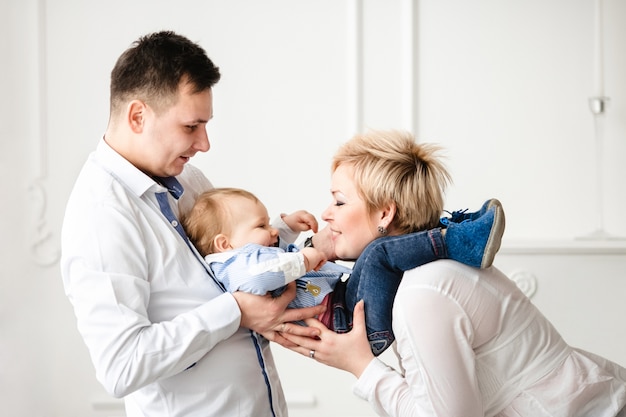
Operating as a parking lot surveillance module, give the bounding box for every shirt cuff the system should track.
[274,215,299,246]
[195,292,242,337]
[353,358,388,400]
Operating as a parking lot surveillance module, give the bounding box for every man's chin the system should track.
[166,166,185,177]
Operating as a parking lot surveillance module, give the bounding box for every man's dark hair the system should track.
[110,31,221,112]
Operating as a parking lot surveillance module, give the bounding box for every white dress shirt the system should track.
[61,139,287,417]
[354,260,626,417]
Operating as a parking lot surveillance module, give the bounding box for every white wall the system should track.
[1,0,625,416]
[417,0,626,240]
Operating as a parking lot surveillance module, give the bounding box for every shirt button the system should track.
[172,220,179,227]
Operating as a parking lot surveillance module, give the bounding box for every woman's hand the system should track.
[281,300,375,378]
[310,225,337,261]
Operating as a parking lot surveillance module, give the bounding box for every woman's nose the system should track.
[321,205,333,222]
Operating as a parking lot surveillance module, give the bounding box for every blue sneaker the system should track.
[440,198,499,226]
[443,199,505,268]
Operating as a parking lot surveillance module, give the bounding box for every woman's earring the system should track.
[378,226,388,235]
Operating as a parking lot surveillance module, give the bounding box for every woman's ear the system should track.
[379,201,397,229]
[213,234,232,253]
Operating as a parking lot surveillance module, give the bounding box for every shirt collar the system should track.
[95,138,184,198]
[153,176,184,200]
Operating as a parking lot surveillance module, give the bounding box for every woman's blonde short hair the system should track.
[332,129,451,234]
[182,187,260,256]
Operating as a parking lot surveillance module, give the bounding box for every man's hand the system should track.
[232,282,326,347]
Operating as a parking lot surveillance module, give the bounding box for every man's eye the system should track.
[186,125,198,131]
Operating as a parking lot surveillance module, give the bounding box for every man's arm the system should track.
[232,283,326,347]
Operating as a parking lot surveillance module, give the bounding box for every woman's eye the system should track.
[334,201,345,207]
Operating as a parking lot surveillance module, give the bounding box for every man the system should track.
[61,31,323,417]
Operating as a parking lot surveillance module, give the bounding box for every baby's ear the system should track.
[213,234,231,253]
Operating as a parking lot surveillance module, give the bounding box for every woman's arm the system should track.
[282,301,375,376]
[354,286,483,417]
[283,284,483,417]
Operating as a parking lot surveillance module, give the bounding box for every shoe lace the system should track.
[440,208,469,227]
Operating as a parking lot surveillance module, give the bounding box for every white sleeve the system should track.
[272,215,300,248]
[353,285,483,417]
[208,245,306,294]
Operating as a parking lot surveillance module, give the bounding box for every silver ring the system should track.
[309,349,315,359]
[280,323,286,332]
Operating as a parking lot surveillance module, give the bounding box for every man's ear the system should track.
[127,100,147,134]
[213,234,232,253]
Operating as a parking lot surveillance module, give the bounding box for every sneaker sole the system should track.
[481,199,505,268]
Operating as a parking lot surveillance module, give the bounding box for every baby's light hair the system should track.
[182,187,260,256]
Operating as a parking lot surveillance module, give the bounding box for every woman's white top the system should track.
[353,260,626,417]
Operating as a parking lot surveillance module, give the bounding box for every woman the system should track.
[283,129,626,417]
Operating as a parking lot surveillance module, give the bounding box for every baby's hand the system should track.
[300,247,327,271]
[281,210,319,233]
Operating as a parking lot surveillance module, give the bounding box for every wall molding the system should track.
[29,0,59,267]
[346,0,364,137]
[401,0,419,135]
[500,239,626,255]
[345,0,418,136]
[507,270,538,299]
